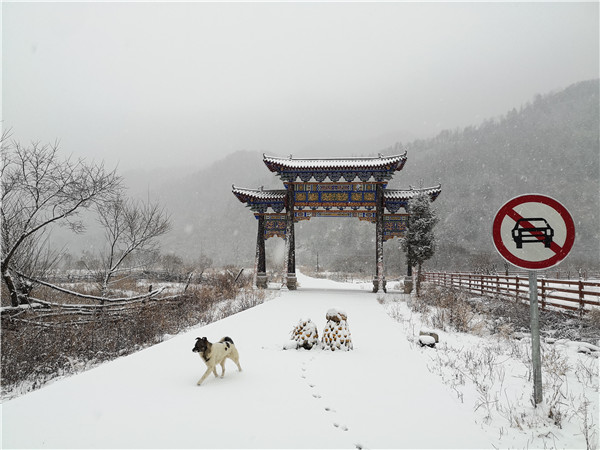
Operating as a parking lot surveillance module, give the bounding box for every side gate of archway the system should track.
[232,152,440,293]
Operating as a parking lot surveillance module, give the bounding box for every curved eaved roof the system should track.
[232,186,286,202]
[232,186,286,213]
[384,185,442,213]
[263,152,407,182]
[384,185,442,201]
[263,153,407,171]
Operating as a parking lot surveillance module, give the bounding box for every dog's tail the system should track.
[220,336,234,345]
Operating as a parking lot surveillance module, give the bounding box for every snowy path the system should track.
[2,274,492,449]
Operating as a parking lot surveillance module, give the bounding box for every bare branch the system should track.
[14,270,165,303]
[1,139,122,306]
[95,195,171,296]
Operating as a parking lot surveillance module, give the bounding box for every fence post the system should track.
[541,278,546,311]
[579,278,585,318]
[515,275,520,302]
[481,274,485,296]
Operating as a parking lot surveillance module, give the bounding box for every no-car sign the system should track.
[493,194,575,270]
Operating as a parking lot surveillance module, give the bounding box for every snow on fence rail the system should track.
[423,272,600,315]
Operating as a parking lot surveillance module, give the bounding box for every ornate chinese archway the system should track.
[232,152,440,292]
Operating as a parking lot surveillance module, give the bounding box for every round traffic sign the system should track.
[492,194,575,270]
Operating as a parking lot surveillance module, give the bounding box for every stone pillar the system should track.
[254,214,267,289]
[373,183,385,293]
[283,184,297,290]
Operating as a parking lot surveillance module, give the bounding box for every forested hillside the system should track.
[96,80,600,274]
[397,79,599,270]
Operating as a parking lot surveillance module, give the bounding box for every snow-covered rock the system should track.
[418,335,436,348]
[419,330,439,343]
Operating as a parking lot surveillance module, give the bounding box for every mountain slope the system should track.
[398,79,599,269]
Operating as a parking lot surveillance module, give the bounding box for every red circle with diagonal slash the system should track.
[493,194,575,270]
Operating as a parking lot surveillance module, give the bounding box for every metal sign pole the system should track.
[529,270,543,405]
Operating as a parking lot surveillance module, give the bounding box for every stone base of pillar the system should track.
[372,277,387,293]
[286,273,297,290]
[256,272,268,289]
[403,279,413,294]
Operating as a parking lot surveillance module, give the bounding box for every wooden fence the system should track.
[423,272,600,315]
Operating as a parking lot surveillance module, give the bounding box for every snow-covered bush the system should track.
[321,308,353,351]
[409,285,484,334]
[290,318,319,350]
[382,288,600,450]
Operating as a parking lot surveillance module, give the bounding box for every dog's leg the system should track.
[197,367,213,386]
[229,353,242,372]
[233,348,243,371]
[220,361,226,378]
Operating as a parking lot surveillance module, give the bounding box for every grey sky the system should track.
[3,2,598,171]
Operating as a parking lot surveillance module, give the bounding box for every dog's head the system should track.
[192,337,209,353]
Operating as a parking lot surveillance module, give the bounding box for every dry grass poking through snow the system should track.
[381,284,599,450]
[1,273,266,399]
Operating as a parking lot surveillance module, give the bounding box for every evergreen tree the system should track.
[401,193,438,296]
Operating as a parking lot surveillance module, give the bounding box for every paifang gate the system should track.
[232,152,441,293]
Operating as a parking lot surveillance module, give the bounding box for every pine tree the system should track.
[401,193,438,296]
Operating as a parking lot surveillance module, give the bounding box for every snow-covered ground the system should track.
[1,273,598,449]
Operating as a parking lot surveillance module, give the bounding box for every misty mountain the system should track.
[63,79,598,274]
[397,79,599,269]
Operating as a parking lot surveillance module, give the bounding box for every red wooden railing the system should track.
[423,272,600,315]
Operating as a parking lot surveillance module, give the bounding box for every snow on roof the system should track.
[231,186,286,202]
[263,152,407,172]
[384,185,442,200]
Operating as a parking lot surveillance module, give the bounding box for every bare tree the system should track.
[95,194,171,296]
[1,137,122,306]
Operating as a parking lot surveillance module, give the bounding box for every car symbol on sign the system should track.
[512,218,554,249]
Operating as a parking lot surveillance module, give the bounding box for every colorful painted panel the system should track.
[383,214,409,241]
[261,214,287,239]
[260,212,408,239]
[295,210,377,222]
[293,183,379,209]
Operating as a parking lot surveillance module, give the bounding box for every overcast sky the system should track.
[3,2,598,172]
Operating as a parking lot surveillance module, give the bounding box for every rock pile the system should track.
[321,308,353,351]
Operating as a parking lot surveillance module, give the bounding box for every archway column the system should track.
[374,183,386,293]
[283,184,297,290]
[254,214,267,289]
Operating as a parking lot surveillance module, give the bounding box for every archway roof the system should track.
[263,152,407,182]
[232,186,286,213]
[384,185,442,213]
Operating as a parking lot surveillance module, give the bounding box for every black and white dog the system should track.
[192,337,242,386]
